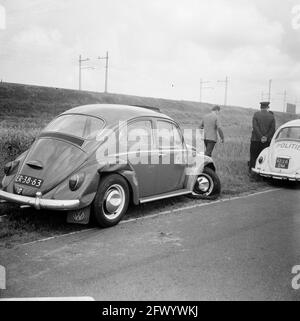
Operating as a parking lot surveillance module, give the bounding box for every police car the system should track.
[253,119,300,182]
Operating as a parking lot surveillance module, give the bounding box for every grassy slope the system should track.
[0,82,298,247]
[1,82,297,188]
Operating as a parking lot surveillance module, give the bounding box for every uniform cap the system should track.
[260,101,270,108]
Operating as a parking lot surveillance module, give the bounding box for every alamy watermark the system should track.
[292,5,300,30]
[0,265,5,290]
[94,122,205,175]
[0,4,6,30]
[292,265,300,290]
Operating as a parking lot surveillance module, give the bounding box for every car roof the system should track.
[279,119,300,128]
[62,104,172,125]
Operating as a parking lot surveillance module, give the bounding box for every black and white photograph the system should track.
[0,0,300,306]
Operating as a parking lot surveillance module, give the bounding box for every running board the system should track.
[140,189,191,204]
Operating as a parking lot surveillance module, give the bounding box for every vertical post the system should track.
[105,51,109,93]
[78,56,90,91]
[224,76,228,107]
[98,52,109,93]
[200,79,203,103]
[79,55,82,91]
[268,79,272,102]
[217,77,229,106]
[283,90,287,112]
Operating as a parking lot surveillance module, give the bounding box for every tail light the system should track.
[69,173,85,191]
[4,161,19,176]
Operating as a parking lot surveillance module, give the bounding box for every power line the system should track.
[199,79,213,103]
[277,90,288,112]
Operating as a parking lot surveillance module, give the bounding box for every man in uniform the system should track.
[249,101,276,172]
[200,105,225,157]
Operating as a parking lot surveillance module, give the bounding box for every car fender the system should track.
[1,150,29,190]
[254,147,271,172]
[184,153,216,191]
[49,159,139,208]
[50,161,101,209]
[98,161,140,205]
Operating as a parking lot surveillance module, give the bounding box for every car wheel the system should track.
[189,167,221,200]
[93,174,130,228]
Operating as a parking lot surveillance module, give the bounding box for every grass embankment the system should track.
[0,82,298,247]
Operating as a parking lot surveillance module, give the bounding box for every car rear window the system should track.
[43,114,105,140]
[276,127,300,141]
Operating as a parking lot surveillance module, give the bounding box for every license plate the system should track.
[15,175,43,188]
[275,157,290,169]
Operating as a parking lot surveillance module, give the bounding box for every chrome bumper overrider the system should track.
[0,189,80,210]
[252,169,300,181]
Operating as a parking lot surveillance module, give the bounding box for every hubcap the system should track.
[106,190,122,213]
[102,184,125,220]
[197,176,210,192]
[193,174,214,196]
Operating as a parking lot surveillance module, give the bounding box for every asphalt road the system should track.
[0,187,300,301]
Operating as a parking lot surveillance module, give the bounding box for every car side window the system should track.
[120,120,153,152]
[157,121,184,150]
[173,125,184,148]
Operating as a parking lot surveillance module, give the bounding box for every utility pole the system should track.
[218,76,229,106]
[98,51,109,93]
[268,79,272,102]
[295,97,299,114]
[277,90,287,112]
[79,55,90,91]
[200,79,211,103]
[283,89,287,112]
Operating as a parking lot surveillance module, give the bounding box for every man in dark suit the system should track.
[249,102,276,172]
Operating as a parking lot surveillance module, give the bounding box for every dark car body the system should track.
[0,104,221,226]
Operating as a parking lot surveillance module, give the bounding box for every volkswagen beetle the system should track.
[0,104,221,227]
[253,119,300,182]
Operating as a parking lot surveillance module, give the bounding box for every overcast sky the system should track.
[1,0,300,112]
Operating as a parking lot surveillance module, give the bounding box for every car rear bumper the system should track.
[0,189,80,210]
[252,169,300,181]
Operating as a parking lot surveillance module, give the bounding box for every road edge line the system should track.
[18,188,280,247]
[121,188,280,224]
